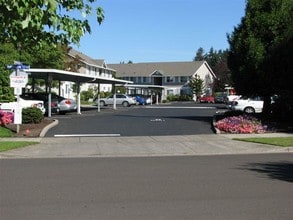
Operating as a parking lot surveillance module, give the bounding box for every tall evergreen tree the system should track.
[227,0,293,115]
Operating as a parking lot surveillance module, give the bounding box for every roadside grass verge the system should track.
[0,141,38,152]
[233,137,293,147]
[0,126,38,152]
[0,126,13,137]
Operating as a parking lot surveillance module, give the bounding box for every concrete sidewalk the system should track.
[1,133,292,159]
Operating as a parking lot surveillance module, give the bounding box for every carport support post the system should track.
[97,83,101,112]
[76,82,81,114]
[113,83,117,110]
[47,74,52,118]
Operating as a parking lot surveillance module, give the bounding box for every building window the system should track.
[142,77,148,83]
[180,76,188,83]
[166,76,174,83]
[167,89,174,95]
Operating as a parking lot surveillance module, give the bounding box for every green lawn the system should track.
[234,137,293,147]
[0,126,13,137]
[0,126,38,152]
[0,141,38,152]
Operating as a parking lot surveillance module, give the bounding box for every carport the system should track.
[24,68,133,117]
[124,84,166,104]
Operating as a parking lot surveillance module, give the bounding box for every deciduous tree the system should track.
[0,0,104,48]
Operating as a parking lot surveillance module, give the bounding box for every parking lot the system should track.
[45,102,226,137]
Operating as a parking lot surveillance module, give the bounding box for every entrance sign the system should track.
[10,71,28,88]
[6,61,30,132]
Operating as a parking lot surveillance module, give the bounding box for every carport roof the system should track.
[24,68,133,84]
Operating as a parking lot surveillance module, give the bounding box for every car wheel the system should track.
[244,107,255,114]
[122,101,129,107]
[100,101,105,107]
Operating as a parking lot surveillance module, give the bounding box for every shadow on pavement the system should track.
[241,162,293,183]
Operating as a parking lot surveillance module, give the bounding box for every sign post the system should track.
[7,61,30,133]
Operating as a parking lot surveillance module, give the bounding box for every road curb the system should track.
[39,119,59,137]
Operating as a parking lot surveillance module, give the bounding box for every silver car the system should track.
[34,93,77,115]
[96,94,136,107]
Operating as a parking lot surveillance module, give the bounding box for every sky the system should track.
[72,0,246,64]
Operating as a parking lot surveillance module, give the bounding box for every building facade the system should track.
[56,48,116,99]
[109,61,216,100]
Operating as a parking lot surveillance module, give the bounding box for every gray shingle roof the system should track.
[108,61,207,77]
[68,48,106,67]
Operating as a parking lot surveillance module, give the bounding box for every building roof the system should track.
[108,61,208,77]
[68,48,114,70]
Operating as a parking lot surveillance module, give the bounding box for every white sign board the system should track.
[10,71,28,88]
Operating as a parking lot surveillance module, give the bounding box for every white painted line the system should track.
[54,134,121,137]
[145,106,216,109]
[150,118,165,122]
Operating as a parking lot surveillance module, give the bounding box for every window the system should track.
[166,76,174,83]
[180,76,188,83]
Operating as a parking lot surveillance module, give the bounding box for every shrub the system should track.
[22,107,44,124]
[0,110,14,125]
[167,94,179,101]
[179,94,192,101]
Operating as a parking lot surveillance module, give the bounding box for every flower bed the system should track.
[215,114,267,134]
[0,110,14,126]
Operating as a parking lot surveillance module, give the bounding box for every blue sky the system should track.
[73,0,246,63]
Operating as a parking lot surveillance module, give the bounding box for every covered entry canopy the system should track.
[24,68,133,116]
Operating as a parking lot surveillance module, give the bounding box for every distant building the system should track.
[54,48,216,101]
[57,48,116,99]
[109,61,216,100]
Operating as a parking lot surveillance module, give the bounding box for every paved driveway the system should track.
[45,103,223,137]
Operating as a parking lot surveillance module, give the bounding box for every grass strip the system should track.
[0,126,13,137]
[0,141,38,152]
[233,137,293,147]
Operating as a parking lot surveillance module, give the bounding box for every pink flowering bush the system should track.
[0,110,14,126]
[215,115,267,134]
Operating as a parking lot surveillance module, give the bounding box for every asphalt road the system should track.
[45,102,224,137]
[1,154,292,220]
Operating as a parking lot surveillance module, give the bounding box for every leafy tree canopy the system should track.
[0,0,104,48]
[0,42,66,101]
[227,0,293,97]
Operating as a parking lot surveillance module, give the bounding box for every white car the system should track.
[230,96,264,113]
[96,94,136,107]
[0,97,46,115]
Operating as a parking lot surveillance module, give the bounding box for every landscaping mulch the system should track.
[5,118,55,137]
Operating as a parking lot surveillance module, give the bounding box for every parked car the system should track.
[96,94,136,107]
[230,96,264,113]
[134,95,152,105]
[0,96,46,115]
[44,93,76,114]
[198,95,215,103]
[214,93,227,103]
[20,93,60,115]
[22,93,76,115]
